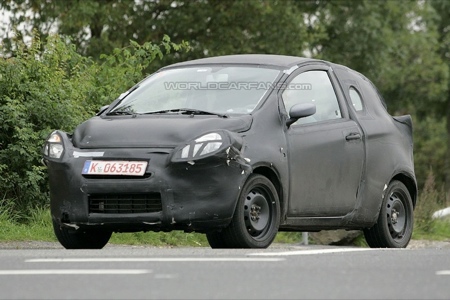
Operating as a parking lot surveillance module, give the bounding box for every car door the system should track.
[282,66,365,217]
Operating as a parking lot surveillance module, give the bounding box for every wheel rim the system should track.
[386,191,407,239]
[243,187,272,239]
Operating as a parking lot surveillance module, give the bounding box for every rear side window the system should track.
[349,87,364,111]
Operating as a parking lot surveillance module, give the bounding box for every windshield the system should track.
[109,66,280,115]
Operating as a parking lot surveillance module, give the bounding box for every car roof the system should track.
[163,54,321,69]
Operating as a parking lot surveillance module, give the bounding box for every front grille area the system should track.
[89,193,162,214]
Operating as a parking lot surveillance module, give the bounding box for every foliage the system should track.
[414,170,446,233]
[84,34,190,109]
[302,0,449,115]
[275,232,305,244]
[413,115,447,189]
[0,33,89,214]
[0,200,55,241]
[0,32,189,216]
[0,0,309,67]
[412,219,450,241]
[430,0,450,194]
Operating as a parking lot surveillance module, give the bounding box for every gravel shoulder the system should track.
[0,239,449,250]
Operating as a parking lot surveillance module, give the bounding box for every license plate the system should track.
[82,160,148,176]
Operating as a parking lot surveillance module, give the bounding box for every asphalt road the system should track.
[1,243,450,300]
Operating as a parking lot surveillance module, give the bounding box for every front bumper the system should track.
[45,143,248,233]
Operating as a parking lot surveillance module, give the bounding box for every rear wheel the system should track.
[206,174,280,248]
[53,220,112,249]
[364,180,413,248]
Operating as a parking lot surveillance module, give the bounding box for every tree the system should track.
[430,0,450,201]
[1,0,309,65]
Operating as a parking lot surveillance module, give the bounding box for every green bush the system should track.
[0,32,189,219]
[413,115,447,190]
[414,170,446,234]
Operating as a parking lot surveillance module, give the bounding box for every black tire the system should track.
[53,220,112,249]
[205,231,228,249]
[206,174,281,248]
[364,180,414,248]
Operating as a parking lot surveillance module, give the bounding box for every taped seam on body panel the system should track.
[226,146,252,174]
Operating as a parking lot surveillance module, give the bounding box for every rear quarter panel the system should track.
[333,65,416,225]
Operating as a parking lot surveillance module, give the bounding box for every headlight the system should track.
[180,133,223,159]
[172,130,243,163]
[43,131,65,159]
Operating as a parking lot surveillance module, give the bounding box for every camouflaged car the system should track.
[43,54,416,249]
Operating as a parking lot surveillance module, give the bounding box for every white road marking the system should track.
[436,270,450,276]
[26,257,285,263]
[248,248,375,256]
[0,269,151,275]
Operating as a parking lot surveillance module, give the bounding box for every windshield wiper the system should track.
[107,110,136,116]
[143,108,228,118]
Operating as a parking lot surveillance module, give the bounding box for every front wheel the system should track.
[207,174,280,248]
[364,180,414,248]
[53,220,112,249]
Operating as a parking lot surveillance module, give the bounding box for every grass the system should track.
[412,220,450,241]
[411,170,450,241]
[0,205,55,242]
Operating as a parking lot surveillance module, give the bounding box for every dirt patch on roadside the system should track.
[0,241,64,249]
[407,239,450,249]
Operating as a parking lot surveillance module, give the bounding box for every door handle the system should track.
[345,132,362,141]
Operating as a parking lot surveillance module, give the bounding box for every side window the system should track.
[282,70,342,125]
[349,87,364,111]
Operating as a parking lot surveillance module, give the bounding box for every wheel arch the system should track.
[391,173,417,208]
[252,166,284,213]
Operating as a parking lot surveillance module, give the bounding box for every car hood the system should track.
[72,115,252,149]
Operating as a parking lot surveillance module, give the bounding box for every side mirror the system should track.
[96,105,110,116]
[286,103,316,127]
